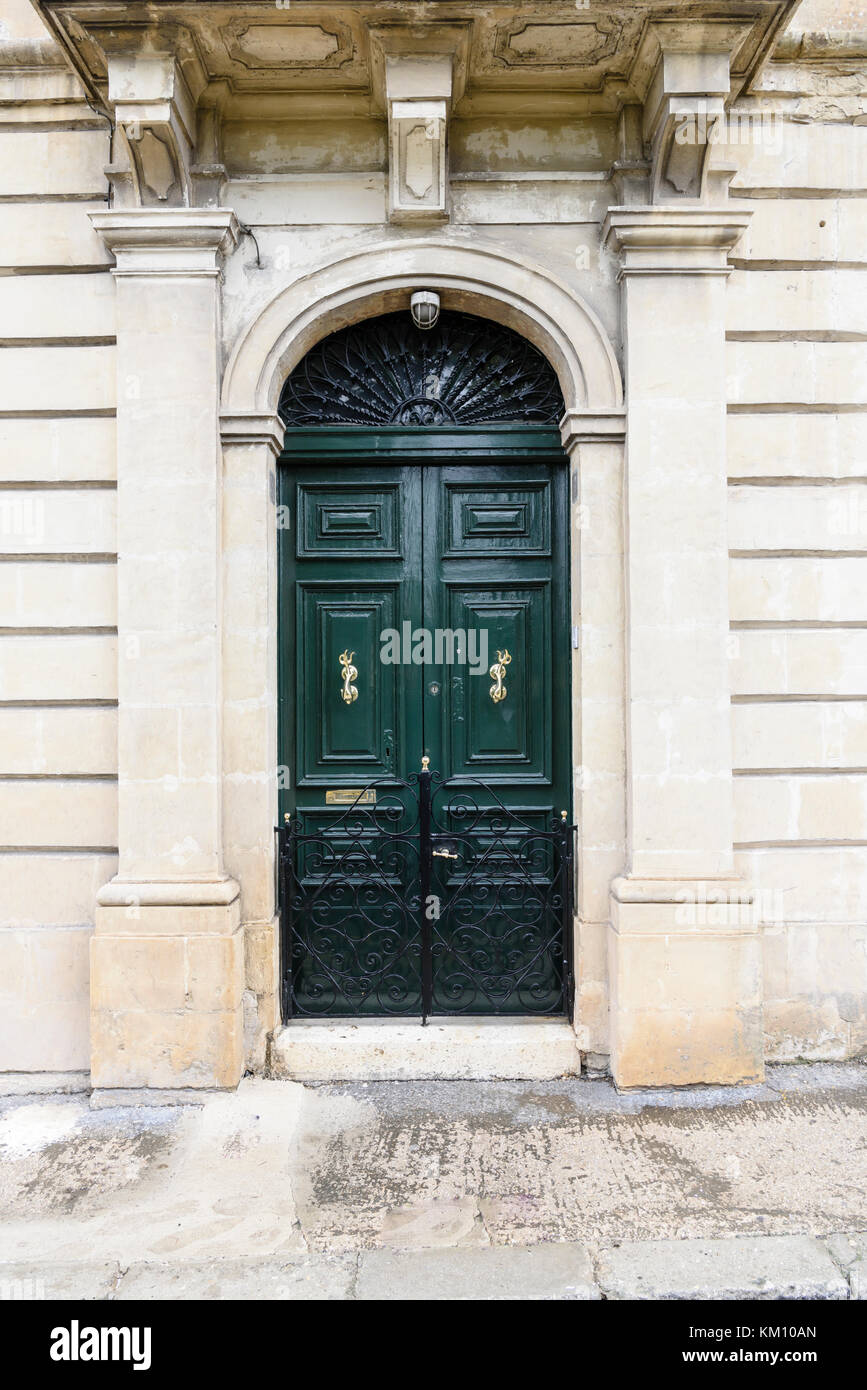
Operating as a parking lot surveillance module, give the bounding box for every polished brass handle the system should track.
[339,649,358,704]
[489,649,511,703]
[433,848,459,860]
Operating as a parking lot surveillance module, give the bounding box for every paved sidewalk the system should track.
[0,1233,864,1300]
[0,1063,864,1299]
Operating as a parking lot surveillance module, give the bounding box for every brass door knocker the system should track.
[339,650,358,704]
[489,649,511,703]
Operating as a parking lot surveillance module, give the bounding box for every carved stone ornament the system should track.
[494,18,623,69]
[221,19,353,71]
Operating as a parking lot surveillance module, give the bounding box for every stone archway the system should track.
[219,234,625,1076]
[221,236,623,418]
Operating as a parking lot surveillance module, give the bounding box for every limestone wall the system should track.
[1,0,865,1077]
[724,20,867,1059]
[0,2,115,1074]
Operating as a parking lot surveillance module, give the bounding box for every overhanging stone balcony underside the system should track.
[38,1,799,120]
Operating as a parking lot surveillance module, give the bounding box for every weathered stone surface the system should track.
[115,1257,356,1301]
[357,1242,599,1301]
[0,1262,119,1300]
[0,1072,865,1293]
[825,1232,867,1299]
[376,1199,488,1251]
[596,1235,850,1301]
[271,1018,582,1082]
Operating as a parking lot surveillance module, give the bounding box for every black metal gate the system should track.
[277,764,575,1022]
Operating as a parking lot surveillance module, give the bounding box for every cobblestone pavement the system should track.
[0,1063,864,1298]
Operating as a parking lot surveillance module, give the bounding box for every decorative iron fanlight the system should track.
[278,309,564,427]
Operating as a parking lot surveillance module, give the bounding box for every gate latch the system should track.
[432,848,458,860]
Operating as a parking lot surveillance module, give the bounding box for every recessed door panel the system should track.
[296,481,402,559]
[281,464,422,798]
[296,585,398,783]
[444,585,551,781]
[444,480,551,556]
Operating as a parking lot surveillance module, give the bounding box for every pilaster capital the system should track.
[220,412,285,457]
[560,409,626,454]
[89,208,240,277]
[602,205,751,276]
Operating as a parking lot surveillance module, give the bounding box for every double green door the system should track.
[279,447,572,1017]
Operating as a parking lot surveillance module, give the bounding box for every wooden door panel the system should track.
[443,479,551,556]
[443,585,552,783]
[296,481,403,559]
[280,445,571,1020]
[295,585,398,784]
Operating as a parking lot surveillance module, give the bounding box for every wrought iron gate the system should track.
[277,763,575,1022]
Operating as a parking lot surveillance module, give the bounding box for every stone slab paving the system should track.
[114,1256,357,1301]
[0,1262,120,1300]
[356,1242,599,1301]
[825,1233,867,1300]
[594,1235,850,1301]
[1,1234,864,1299]
[0,1065,865,1298]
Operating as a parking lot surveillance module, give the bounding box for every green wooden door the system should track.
[279,431,571,1016]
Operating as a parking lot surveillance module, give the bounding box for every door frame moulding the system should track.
[219,236,626,1079]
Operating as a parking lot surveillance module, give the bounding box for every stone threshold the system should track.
[269,1016,582,1082]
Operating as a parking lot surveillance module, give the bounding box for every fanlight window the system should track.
[278,310,565,427]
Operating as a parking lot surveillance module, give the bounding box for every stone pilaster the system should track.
[89,209,243,1094]
[602,206,763,1088]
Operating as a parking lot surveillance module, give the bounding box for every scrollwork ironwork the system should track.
[278,771,574,1020]
[278,310,565,427]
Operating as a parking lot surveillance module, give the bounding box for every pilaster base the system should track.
[91,885,244,1091]
[608,879,764,1089]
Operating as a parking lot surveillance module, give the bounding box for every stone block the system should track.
[0,708,117,776]
[0,926,92,1071]
[0,417,116,484]
[596,1235,849,1300]
[0,129,108,197]
[728,412,867,480]
[357,1242,599,1301]
[0,779,117,850]
[0,561,116,628]
[609,897,763,1088]
[90,1003,243,1091]
[115,1256,356,1301]
[2,852,116,928]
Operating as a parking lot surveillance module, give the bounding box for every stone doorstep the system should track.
[1,1234,863,1301]
[270,1017,583,1082]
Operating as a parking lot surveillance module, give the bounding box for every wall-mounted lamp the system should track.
[410,290,440,330]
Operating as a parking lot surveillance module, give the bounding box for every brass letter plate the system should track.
[326,789,377,805]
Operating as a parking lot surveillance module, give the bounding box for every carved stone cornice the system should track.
[603,206,752,275]
[220,413,285,457]
[34,2,801,124]
[560,409,626,454]
[89,209,240,277]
